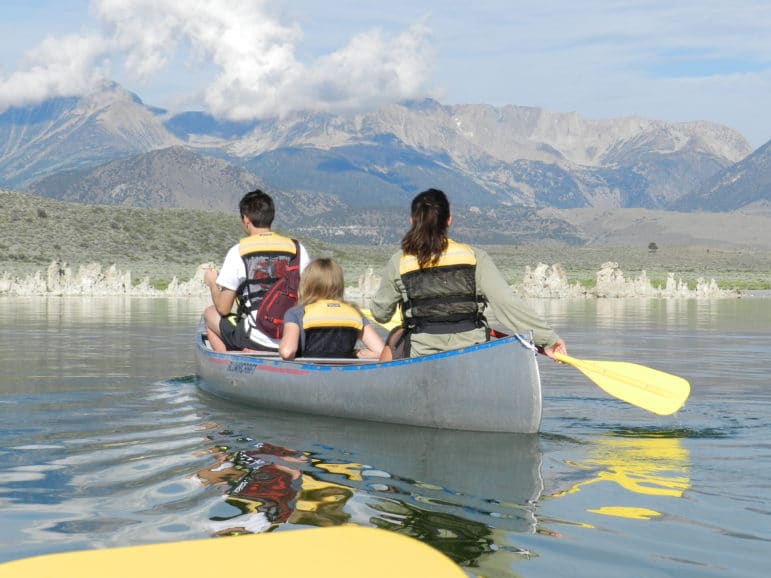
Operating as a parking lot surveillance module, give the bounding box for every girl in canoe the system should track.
[279,258,384,360]
[370,188,567,360]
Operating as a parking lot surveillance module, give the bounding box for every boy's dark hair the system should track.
[239,189,275,228]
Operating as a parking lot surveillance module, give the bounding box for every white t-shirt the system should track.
[217,238,310,348]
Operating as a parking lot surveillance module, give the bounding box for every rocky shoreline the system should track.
[0,260,741,300]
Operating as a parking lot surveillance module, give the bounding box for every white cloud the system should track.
[0,33,109,109]
[0,0,434,119]
[205,24,433,119]
[1,0,770,145]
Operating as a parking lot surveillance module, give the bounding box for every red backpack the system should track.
[252,240,301,339]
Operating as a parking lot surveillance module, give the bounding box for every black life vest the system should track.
[399,240,486,335]
[300,300,364,358]
[236,232,299,338]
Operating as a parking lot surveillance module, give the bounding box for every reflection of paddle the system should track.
[548,351,690,416]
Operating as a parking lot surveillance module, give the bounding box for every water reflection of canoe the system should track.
[194,323,542,433]
[199,402,545,535]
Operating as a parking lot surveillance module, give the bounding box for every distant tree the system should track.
[648,242,658,253]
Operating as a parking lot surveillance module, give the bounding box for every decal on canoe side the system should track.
[222,359,309,376]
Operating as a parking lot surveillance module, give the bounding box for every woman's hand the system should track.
[542,338,567,361]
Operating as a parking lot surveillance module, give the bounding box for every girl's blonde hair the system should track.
[298,258,346,306]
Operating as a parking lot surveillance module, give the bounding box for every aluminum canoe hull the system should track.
[194,328,542,433]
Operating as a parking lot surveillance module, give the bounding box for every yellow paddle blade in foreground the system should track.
[0,526,466,578]
[554,353,690,416]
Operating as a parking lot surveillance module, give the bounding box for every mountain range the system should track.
[1,82,769,244]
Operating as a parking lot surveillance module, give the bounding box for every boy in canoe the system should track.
[203,189,311,352]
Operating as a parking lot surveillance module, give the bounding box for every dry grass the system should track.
[2,189,769,290]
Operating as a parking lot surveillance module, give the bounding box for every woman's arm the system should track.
[475,248,563,349]
[370,252,402,323]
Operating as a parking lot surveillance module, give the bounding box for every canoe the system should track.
[194,322,542,433]
[0,526,466,578]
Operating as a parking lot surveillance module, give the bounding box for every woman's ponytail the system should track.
[401,188,450,268]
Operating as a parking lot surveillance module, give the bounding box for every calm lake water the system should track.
[1,295,769,577]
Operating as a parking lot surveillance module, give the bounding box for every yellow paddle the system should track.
[360,309,690,415]
[360,307,401,331]
[551,352,690,416]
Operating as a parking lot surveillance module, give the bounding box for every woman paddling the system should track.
[370,188,567,360]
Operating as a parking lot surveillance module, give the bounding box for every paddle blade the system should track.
[0,526,467,578]
[555,353,690,416]
[361,307,401,331]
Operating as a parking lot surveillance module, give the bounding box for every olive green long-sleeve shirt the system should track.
[370,245,560,357]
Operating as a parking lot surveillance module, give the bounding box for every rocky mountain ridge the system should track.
[172,98,756,210]
[672,140,771,211]
[0,84,178,185]
[214,100,749,168]
[1,82,768,222]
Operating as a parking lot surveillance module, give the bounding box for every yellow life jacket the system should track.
[236,232,299,338]
[398,239,485,334]
[398,239,477,274]
[300,300,364,358]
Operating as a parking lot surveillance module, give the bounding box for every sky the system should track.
[1,0,770,147]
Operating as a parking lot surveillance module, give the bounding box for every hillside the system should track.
[2,189,769,290]
[24,148,585,245]
[543,207,771,249]
[672,140,771,211]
